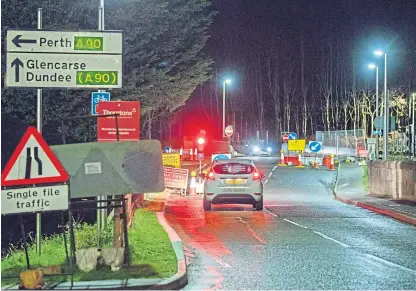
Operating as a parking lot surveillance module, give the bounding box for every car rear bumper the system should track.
[209,194,260,204]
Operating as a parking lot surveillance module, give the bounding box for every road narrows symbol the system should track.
[25,147,43,178]
[34,147,43,176]
[25,148,31,179]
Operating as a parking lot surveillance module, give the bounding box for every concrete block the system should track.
[76,248,98,272]
[101,247,125,271]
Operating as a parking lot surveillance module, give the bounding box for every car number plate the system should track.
[224,188,245,193]
[225,179,245,185]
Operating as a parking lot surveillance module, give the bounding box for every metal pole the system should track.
[222,81,226,138]
[412,93,415,156]
[383,53,388,160]
[97,0,107,230]
[36,7,43,256]
[376,66,379,116]
[375,66,379,159]
[266,130,269,145]
[199,160,202,183]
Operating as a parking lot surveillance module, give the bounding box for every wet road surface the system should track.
[164,157,416,290]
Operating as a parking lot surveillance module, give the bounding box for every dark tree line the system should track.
[1,0,215,147]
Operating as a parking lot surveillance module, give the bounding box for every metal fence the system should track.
[316,129,366,157]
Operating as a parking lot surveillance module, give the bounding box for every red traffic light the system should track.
[197,137,206,145]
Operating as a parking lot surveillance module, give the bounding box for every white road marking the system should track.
[264,179,269,184]
[283,218,308,229]
[365,254,416,275]
[338,183,349,188]
[268,172,273,178]
[312,231,350,248]
[237,217,266,244]
[212,256,232,268]
[272,166,277,171]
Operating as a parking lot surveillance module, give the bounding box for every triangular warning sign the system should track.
[1,127,69,187]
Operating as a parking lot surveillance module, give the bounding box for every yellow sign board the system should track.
[288,139,306,152]
[162,153,181,168]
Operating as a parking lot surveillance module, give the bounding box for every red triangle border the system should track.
[1,127,69,187]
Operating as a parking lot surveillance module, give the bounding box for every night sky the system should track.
[180,0,416,137]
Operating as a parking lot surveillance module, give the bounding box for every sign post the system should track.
[197,153,204,182]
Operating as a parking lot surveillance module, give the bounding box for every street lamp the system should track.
[368,63,379,116]
[374,50,388,160]
[223,79,231,138]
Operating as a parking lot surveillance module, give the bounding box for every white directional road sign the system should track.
[7,30,122,54]
[6,29,123,89]
[6,53,122,88]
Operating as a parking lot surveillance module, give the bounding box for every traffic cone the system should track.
[180,148,183,160]
[194,148,198,157]
[190,148,194,161]
[278,150,287,166]
[295,151,305,168]
[189,172,197,196]
[313,161,319,169]
[329,155,335,171]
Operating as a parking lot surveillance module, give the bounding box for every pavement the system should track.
[333,162,416,226]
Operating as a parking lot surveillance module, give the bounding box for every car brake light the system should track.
[253,171,260,180]
[207,171,215,180]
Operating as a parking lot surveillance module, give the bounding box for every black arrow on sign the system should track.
[12,35,37,48]
[11,58,24,82]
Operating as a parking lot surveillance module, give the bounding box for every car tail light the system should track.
[207,171,215,180]
[253,171,260,180]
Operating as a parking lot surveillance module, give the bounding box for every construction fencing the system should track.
[315,129,366,157]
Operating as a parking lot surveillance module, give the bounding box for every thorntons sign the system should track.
[97,101,140,141]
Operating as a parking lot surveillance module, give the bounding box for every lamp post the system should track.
[374,50,388,160]
[368,63,379,116]
[222,79,231,138]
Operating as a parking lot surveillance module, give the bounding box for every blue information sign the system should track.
[91,92,111,115]
[289,132,297,140]
[164,146,170,153]
[309,141,322,153]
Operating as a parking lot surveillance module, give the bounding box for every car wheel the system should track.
[203,197,211,211]
[255,198,263,211]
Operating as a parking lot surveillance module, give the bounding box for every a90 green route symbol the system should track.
[74,36,103,51]
[76,71,118,86]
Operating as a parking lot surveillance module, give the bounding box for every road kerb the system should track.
[333,194,416,226]
[154,212,188,290]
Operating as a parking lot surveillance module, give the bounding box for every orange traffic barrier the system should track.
[329,154,335,171]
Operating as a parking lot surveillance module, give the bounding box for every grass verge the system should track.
[1,209,177,287]
[362,165,369,191]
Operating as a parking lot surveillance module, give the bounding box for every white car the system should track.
[202,159,265,211]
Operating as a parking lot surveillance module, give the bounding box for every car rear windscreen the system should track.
[213,163,254,174]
